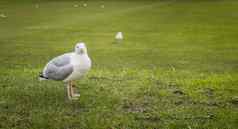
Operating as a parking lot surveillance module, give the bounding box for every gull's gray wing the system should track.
[43,53,73,81]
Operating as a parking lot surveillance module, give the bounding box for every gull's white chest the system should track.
[64,53,91,82]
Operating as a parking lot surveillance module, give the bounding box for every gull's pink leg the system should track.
[71,81,80,100]
[67,82,72,100]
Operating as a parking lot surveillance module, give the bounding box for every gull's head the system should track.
[75,42,87,55]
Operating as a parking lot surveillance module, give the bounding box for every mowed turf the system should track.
[0,0,238,128]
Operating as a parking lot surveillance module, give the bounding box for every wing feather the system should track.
[43,53,73,80]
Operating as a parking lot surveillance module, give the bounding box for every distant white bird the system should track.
[115,32,123,42]
[0,13,7,18]
[83,3,87,7]
[39,42,92,100]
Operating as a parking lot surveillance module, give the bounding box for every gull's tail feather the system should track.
[39,72,48,81]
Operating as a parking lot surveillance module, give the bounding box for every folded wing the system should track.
[43,53,73,81]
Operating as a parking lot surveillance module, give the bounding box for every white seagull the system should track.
[39,42,92,100]
[115,32,123,42]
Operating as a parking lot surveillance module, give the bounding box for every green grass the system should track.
[0,0,238,128]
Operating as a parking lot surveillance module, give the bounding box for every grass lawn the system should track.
[0,0,238,128]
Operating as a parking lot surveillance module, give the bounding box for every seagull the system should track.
[115,32,123,42]
[39,42,92,100]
